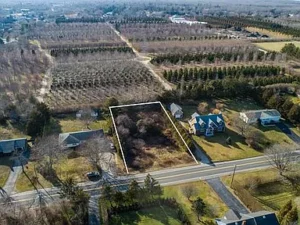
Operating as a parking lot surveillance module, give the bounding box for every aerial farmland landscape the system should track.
[0,0,300,225]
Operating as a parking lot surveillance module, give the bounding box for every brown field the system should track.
[111,103,195,172]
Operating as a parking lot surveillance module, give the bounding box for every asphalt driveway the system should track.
[276,123,300,144]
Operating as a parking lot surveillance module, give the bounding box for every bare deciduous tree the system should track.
[265,144,298,176]
[79,137,112,173]
[232,114,250,137]
[181,185,197,201]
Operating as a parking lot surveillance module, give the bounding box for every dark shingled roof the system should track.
[0,138,27,154]
[59,129,104,147]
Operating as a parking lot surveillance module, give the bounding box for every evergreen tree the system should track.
[192,197,206,222]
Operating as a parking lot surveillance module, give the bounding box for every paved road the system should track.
[5,152,300,208]
[207,178,248,214]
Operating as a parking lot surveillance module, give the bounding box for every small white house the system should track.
[76,109,98,119]
[239,109,281,125]
[170,103,184,119]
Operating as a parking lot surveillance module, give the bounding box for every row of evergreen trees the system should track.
[281,43,300,59]
[128,35,230,42]
[202,16,300,37]
[50,46,133,57]
[151,51,273,64]
[55,17,105,24]
[164,65,284,83]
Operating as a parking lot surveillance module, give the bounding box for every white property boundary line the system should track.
[109,101,198,174]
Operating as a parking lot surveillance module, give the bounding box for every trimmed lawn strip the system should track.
[163,181,228,224]
[59,118,108,133]
[109,206,182,225]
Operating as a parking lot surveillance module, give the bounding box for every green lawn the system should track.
[15,156,94,192]
[254,41,300,52]
[182,98,293,162]
[222,168,298,211]
[109,206,182,225]
[59,118,108,133]
[0,157,13,187]
[163,181,228,224]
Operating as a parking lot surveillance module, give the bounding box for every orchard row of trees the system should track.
[151,51,277,64]
[55,17,105,24]
[50,46,133,57]
[281,43,300,59]
[163,65,284,83]
[114,17,168,30]
[128,34,230,42]
[202,16,300,37]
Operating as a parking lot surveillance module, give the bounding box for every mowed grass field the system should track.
[163,181,228,224]
[222,168,300,211]
[109,181,228,225]
[182,98,293,162]
[109,206,182,225]
[254,41,300,52]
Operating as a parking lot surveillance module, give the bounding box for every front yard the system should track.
[163,181,228,224]
[0,157,13,187]
[180,98,293,162]
[15,156,94,192]
[222,168,299,211]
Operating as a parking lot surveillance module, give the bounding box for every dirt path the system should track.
[35,42,54,103]
[108,23,172,91]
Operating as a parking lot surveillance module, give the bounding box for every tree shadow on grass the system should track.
[109,206,179,225]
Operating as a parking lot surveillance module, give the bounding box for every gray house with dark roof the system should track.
[0,138,28,154]
[239,109,281,125]
[189,114,225,136]
[216,210,280,225]
[59,129,104,148]
[170,103,184,119]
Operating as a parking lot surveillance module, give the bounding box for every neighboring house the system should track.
[239,109,281,125]
[59,129,104,148]
[170,103,184,119]
[76,109,99,119]
[215,209,280,225]
[0,138,28,154]
[189,114,225,136]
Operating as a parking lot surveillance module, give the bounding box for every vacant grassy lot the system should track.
[15,156,93,192]
[183,98,292,162]
[246,27,292,39]
[0,157,13,187]
[222,168,299,211]
[109,206,182,225]
[163,181,228,224]
[254,41,300,52]
[0,123,28,140]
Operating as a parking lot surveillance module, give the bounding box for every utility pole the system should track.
[230,164,237,188]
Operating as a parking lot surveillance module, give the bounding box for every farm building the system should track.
[170,103,184,119]
[215,210,280,225]
[189,114,225,136]
[0,138,28,154]
[239,109,281,125]
[59,129,104,148]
